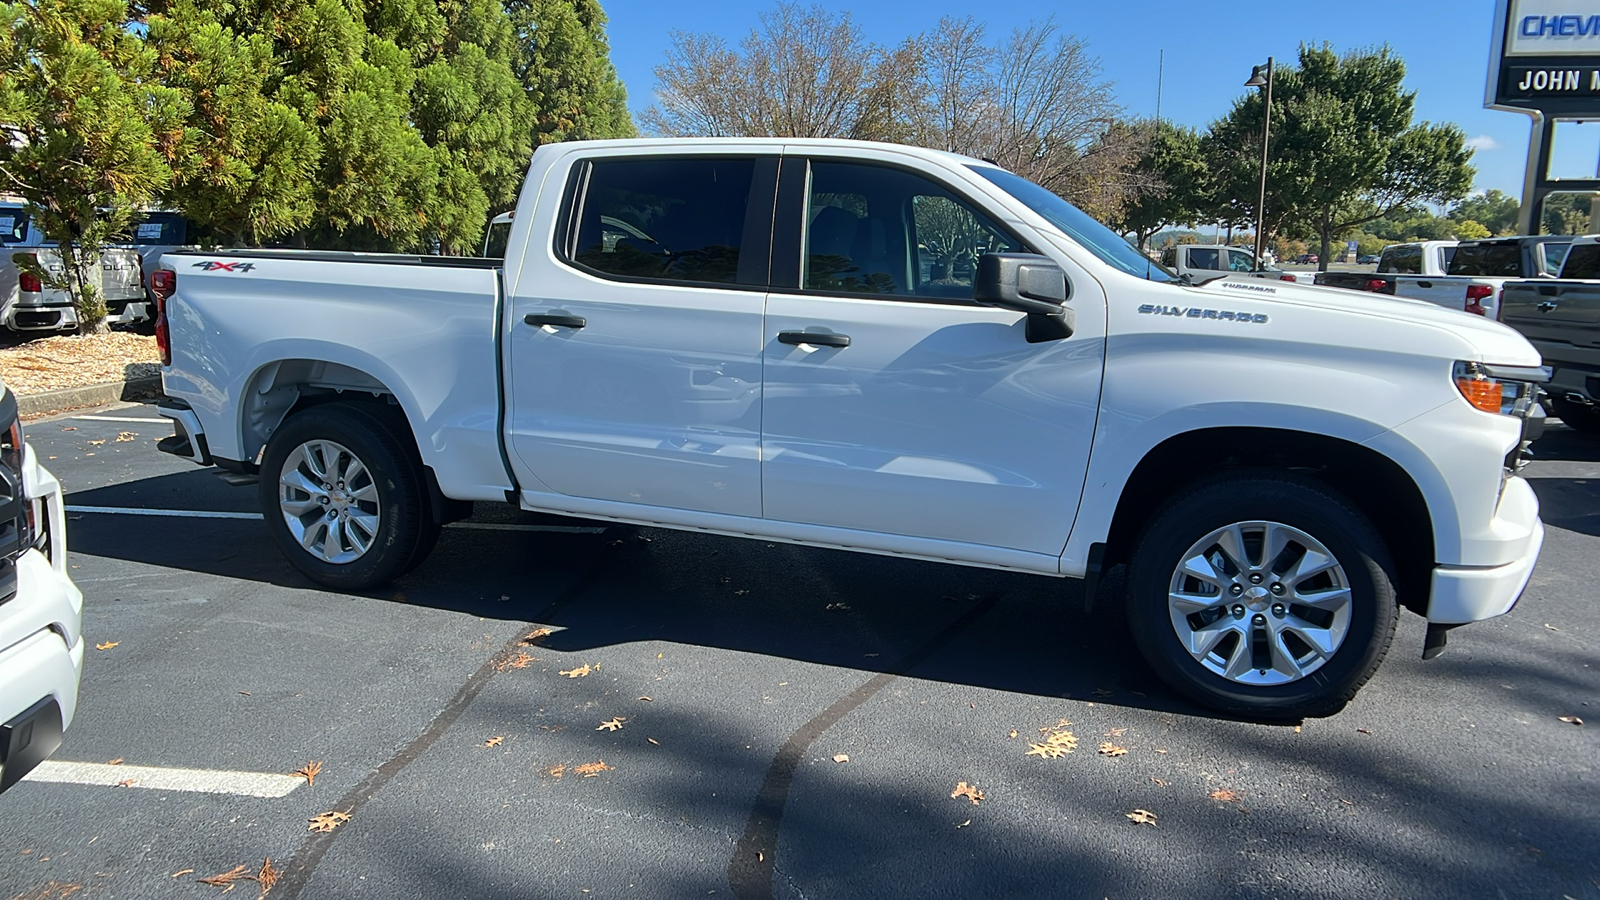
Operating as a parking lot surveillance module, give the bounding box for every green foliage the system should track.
[0,0,185,329]
[507,0,635,144]
[1450,189,1520,236]
[1108,120,1207,250]
[1541,193,1592,235]
[1201,44,1474,270]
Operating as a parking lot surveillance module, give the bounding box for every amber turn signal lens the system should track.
[1455,376,1503,413]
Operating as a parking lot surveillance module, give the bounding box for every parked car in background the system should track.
[1357,254,1380,265]
[0,374,82,793]
[109,210,196,328]
[1498,235,1600,434]
[1314,236,1576,319]
[155,137,1547,720]
[1158,244,1313,284]
[0,201,147,334]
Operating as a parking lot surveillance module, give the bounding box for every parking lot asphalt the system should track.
[1,401,1597,900]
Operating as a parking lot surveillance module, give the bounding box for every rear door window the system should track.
[0,210,30,244]
[1226,249,1256,271]
[565,157,762,286]
[1449,242,1522,277]
[1560,244,1600,279]
[1188,248,1220,270]
[1380,246,1421,274]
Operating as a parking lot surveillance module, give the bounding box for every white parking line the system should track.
[69,416,171,423]
[24,761,304,797]
[64,505,605,533]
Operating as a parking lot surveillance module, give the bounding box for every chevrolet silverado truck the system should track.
[154,138,1548,719]
[0,375,83,793]
[1315,236,1574,319]
[1,202,147,333]
[1499,235,1600,434]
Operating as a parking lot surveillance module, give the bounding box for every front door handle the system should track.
[525,313,587,330]
[778,331,850,348]
[1416,280,1432,288]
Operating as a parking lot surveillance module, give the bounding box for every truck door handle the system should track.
[778,331,850,348]
[525,313,586,330]
[1416,280,1432,288]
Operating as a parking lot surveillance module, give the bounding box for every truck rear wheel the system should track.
[1551,397,1600,435]
[1126,473,1398,719]
[259,403,437,590]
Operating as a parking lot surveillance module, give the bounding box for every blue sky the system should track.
[600,0,1600,201]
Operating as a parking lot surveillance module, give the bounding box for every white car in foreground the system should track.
[0,377,82,793]
[155,137,1546,719]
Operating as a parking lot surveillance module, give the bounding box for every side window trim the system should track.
[551,153,779,292]
[774,155,1038,306]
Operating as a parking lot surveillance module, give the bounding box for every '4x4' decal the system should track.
[192,261,255,272]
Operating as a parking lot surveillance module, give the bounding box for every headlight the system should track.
[1454,362,1551,415]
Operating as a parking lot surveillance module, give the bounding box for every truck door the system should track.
[759,156,1105,557]
[505,153,775,518]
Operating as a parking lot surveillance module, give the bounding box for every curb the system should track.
[17,376,164,419]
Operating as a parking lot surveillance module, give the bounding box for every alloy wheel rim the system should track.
[278,439,381,565]
[1167,520,1352,686]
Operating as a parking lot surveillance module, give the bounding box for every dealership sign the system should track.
[1488,0,1600,113]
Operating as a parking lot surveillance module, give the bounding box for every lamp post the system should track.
[1245,58,1273,269]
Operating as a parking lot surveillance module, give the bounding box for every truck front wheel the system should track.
[259,403,437,590]
[1126,473,1398,719]
[1551,396,1600,435]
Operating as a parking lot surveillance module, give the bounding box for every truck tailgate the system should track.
[1501,282,1600,349]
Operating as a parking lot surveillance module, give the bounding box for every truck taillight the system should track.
[151,269,174,366]
[1464,284,1492,316]
[18,272,40,293]
[1279,275,1296,282]
[1363,278,1389,293]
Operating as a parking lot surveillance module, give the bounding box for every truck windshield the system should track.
[970,166,1177,282]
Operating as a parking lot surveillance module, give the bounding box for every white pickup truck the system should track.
[1318,237,1575,319]
[1,202,146,333]
[1157,244,1313,285]
[154,138,1548,719]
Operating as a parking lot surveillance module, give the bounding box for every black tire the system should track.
[1551,396,1600,435]
[258,402,436,590]
[1126,472,1398,719]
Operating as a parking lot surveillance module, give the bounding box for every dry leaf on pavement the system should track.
[1558,716,1584,725]
[1007,729,1018,739]
[290,761,322,786]
[116,779,136,787]
[559,664,592,678]
[1209,788,1243,803]
[831,754,849,763]
[1126,809,1158,826]
[115,432,137,442]
[257,858,279,892]
[107,758,122,765]
[546,764,566,778]
[94,641,118,651]
[1098,743,1128,757]
[520,628,553,644]
[483,736,504,747]
[950,782,984,805]
[496,651,537,671]
[307,810,351,833]
[1026,743,1067,759]
[87,439,105,446]
[196,865,251,889]
[596,717,625,732]
[171,869,195,877]
[573,760,612,777]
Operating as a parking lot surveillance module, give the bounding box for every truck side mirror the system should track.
[974,252,1074,343]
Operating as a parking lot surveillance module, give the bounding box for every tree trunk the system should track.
[1318,214,1333,272]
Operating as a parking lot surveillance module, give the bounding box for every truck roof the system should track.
[550,137,990,169]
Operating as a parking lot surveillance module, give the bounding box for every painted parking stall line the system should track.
[69,416,171,424]
[24,761,305,797]
[64,505,606,533]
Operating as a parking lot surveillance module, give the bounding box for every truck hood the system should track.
[1191,276,1542,367]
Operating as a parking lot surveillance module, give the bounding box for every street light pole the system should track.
[1246,58,1274,269]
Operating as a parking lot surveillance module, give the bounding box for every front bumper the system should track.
[1426,475,1544,624]
[0,449,83,792]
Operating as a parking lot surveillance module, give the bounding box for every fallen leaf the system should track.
[116,779,136,787]
[61,426,76,431]
[1126,809,1158,826]
[1098,743,1128,757]
[290,761,322,786]
[559,664,592,678]
[115,432,137,442]
[107,758,123,765]
[307,810,351,833]
[546,765,566,778]
[95,641,119,651]
[171,869,195,877]
[1356,728,1371,735]
[520,628,553,644]
[831,754,849,764]
[1558,716,1584,726]
[483,736,504,747]
[1025,743,1066,759]
[825,602,850,610]
[1544,623,1559,632]
[1007,730,1018,739]
[955,819,971,828]
[637,696,653,702]
[950,781,984,804]
[197,865,252,888]
[1150,777,1170,786]
[238,691,250,696]
[1293,726,1302,734]
[596,717,625,732]
[1209,789,1243,803]
[573,760,612,778]
[647,738,659,745]
[256,858,278,892]
[497,651,537,671]
[734,589,750,596]
[87,439,106,446]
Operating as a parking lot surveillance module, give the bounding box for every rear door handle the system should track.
[1416,280,1432,288]
[778,331,850,348]
[525,313,587,330]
